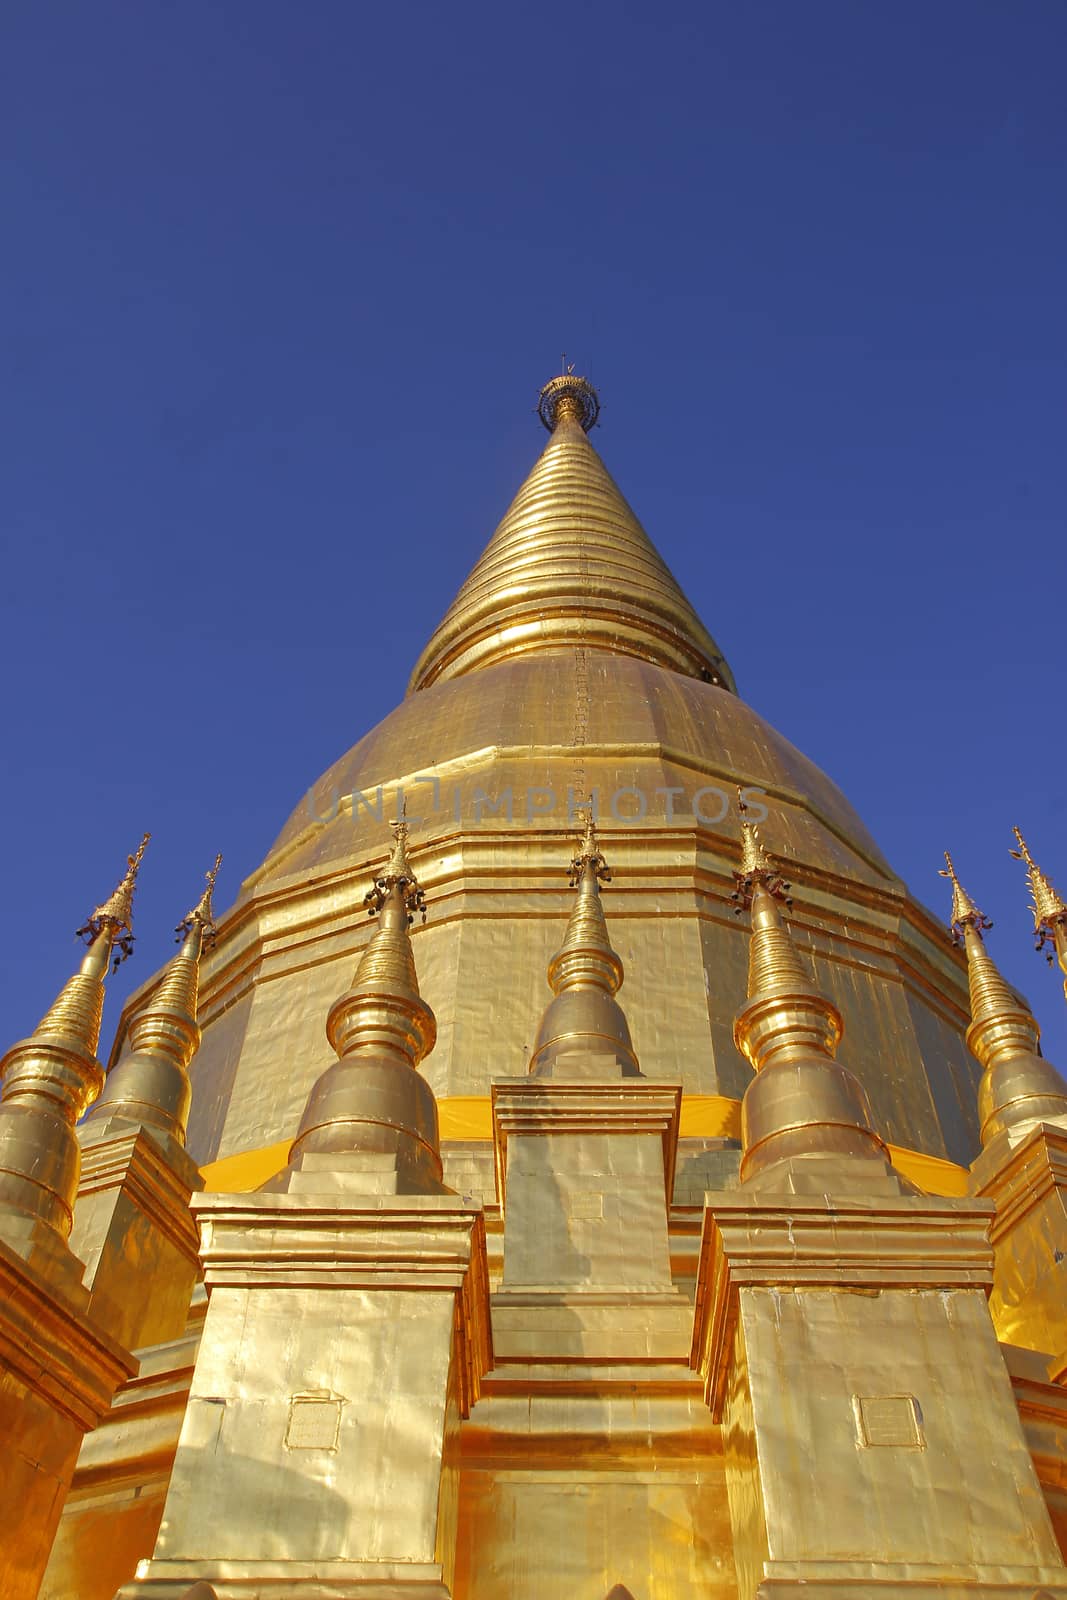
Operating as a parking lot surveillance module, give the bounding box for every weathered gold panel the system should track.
[742,1284,1061,1577]
[154,1285,458,1567]
[455,1466,737,1600]
[973,1124,1067,1354]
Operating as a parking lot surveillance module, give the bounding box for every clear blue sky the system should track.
[3,2,1065,1077]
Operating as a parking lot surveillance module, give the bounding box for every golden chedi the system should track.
[13,372,1067,1600]
[120,368,986,1173]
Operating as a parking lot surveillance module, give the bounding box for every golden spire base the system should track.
[690,1185,1067,1599]
[732,808,908,1194]
[528,817,641,1079]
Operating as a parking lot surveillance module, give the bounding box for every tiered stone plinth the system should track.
[970,1121,1067,1357]
[72,1123,203,1350]
[491,1073,688,1364]
[691,1190,1067,1600]
[116,1190,491,1599]
[0,1235,136,1600]
[41,1115,204,1600]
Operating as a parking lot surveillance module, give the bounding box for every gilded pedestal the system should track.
[0,1236,136,1600]
[117,1189,491,1599]
[971,1124,1067,1357]
[70,1124,202,1350]
[691,1190,1067,1599]
[491,1072,687,1362]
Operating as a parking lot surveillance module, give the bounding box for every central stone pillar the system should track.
[492,1071,687,1361]
[491,818,689,1364]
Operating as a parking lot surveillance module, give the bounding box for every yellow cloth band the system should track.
[198,1094,969,1198]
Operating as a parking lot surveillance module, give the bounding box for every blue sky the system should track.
[2,1,1065,1075]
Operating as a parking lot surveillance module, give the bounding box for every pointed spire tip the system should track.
[176,852,223,946]
[1010,826,1067,957]
[569,805,610,888]
[76,832,151,969]
[940,850,991,945]
[365,800,427,924]
[733,790,791,912]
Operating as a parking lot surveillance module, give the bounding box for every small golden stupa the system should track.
[4,372,1067,1600]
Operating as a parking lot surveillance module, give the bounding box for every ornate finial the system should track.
[732,790,791,912]
[1010,827,1067,963]
[364,802,426,924]
[538,370,600,433]
[175,853,223,947]
[568,807,610,889]
[940,851,992,946]
[76,833,151,970]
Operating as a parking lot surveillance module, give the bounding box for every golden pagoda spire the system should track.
[732,795,897,1188]
[0,836,149,1274]
[1011,826,1067,999]
[324,808,433,1062]
[940,850,1067,1147]
[281,813,445,1192]
[86,854,222,1148]
[528,813,641,1077]
[75,831,150,971]
[408,370,734,693]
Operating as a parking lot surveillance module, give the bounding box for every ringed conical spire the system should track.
[528,815,640,1078]
[86,853,222,1148]
[408,370,734,693]
[732,798,902,1191]
[277,813,446,1194]
[940,851,1067,1148]
[0,837,150,1276]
